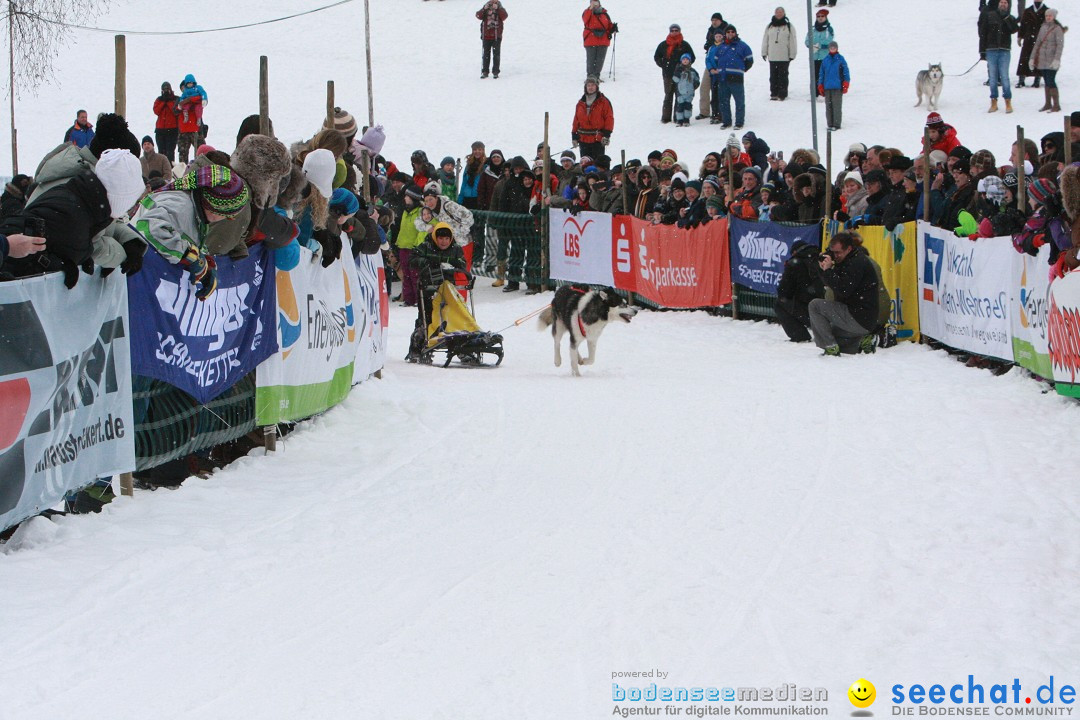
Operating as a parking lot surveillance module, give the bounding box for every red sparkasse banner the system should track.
[611,215,732,308]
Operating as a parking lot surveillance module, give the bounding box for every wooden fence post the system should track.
[326,80,335,129]
[263,426,277,452]
[114,35,126,118]
[119,472,133,497]
[1017,125,1027,212]
[923,128,932,222]
[1066,114,1073,167]
[259,56,270,136]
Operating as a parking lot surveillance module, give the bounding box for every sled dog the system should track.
[538,285,637,376]
[915,64,944,111]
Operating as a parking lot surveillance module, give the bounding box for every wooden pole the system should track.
[114,35,126,118]
[263,425,277,452]
[824,129,833,221]
[923,128,932,221]
[541,112,551,291]
[1062,114,1071,167]
[326,80,335,130]
[364,0,374,126]
[1017,125,1027,212]
[259,56,270,136]
[619,149,629,213]
[119,472,133,497]
[726,150,734,205]
[8,2,16,174]
[731,283,739,320]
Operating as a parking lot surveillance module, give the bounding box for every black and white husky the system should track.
[538,285,637,376]
[915,63,944,111]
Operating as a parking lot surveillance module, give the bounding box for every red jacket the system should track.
[582,7,614,47]
[920,124,961,156]
[476,3,507,40]
[572,93,614,144]
[154,96,178,130]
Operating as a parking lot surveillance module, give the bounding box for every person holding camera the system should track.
[808,231,880,356]
[775,240,826,343]
[476,0,508,79]
[0,232,45,267]
[582,0,616,80]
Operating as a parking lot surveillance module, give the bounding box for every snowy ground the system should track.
[2,286,1079,719]
[2,1,1079,718]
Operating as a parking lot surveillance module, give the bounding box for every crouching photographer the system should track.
[808,231,880,356]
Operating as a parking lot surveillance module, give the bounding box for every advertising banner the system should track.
[842,222,921,342]
[614,216,732,308]
[128,244,277,403]
[1011,244,1053,378]
[256,248,362,425]
[730,217,820,295]
[548,209,615,286]
[352,251,390,383]
[0,271,135,531]
[917,222,1013,360]
[1047,270,1080,397]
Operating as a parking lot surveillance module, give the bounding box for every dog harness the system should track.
[569,286,589,337]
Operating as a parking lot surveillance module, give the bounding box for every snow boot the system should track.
[1033,75,1041,88]
[822,344,841,357]
[1039,87,1052,112]
[492,261,506,287]
[988,98,999,113]
[1005,98,1014,113]
[859,334,877,354]
[1050,88,1061,112]
[502,281,520,292]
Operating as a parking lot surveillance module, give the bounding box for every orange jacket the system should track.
[572,93,614,144]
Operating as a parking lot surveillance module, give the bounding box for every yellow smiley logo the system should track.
[848,679,876,708]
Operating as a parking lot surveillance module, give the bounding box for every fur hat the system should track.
[848,142,867,155]
[423,180,441,196]
[844,170,864,187]
[326,107,357,139]
[886,155,914,171]
[929,150,948,167]
[302,148,336,198]
[232,135,293,210]
[794,173,814,193]
[95,148,145,218]
[89,113,140,159]
[1060,164,1080,220]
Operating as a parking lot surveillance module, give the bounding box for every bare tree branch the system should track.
[5,0,110,96]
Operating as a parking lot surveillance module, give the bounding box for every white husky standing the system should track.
[915,63,944,111]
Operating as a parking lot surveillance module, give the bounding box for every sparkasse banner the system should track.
[0,271,135,531]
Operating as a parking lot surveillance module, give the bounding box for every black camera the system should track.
[819,250,835,262]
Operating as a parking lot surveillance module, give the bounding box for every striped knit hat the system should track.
[1028,178,1057,205]
[168,165,250,218]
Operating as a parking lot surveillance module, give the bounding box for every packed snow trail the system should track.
[1,286,1077,719]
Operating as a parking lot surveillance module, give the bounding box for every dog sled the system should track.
[411,273,504,368]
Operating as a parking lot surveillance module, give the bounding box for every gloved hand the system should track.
[61,259,80,289]
[1050,252,1070,280]
[842,81,849,94]
[313,228,342,268]
[120,239,145,275]
[953,210,978,238]
[610,22,619,34]
[572,136,580,148]
[817,84,825,96]
[980,51,986,61]
[180,246,218,300]
[569,204,583,215]
[601,137,610,146]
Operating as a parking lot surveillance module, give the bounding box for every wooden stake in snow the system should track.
[326,80,335,130]
[259,56,269,137]
[1017,125,1027,213]
[114,35,126,119]
[923,128,932,222]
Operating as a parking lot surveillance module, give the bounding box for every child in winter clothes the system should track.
[396,186,426,306]
[672,54,701,126]
[817,41,850,131]
[178,74,208,124]
[406,222,467,361]
[438,156,458,200]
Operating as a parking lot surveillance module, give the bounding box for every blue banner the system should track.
[128,244,278,403]
[729,217,821,295]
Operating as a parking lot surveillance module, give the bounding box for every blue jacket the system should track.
[64,122,95,148]
[817,52,850,90]
[705,37,754,83]
[457,166,481,204]
[805,22,834,61]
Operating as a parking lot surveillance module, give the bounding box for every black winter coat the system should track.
[409,236,467,290]
[0,171,111,279]
[937,182,977,230]
[1,184,27,220]
[979,5,1019,52]
[703,20,729,51]
[882,186,918,232]
[655,39,695,75]
[864,188,891,225]
[823,247,880,331]
[777,242,825,305]
[499,174,533,214]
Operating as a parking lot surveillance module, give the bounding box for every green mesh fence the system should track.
[469,210,545,286]
[133,373,257,471]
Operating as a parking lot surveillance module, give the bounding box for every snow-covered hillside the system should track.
[8,0,1075,176]
[2,2,1079,719]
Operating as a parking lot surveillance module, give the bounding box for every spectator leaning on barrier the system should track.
[1,148,146,287]
[132,165,251,300]
[809,231,880,356]
[0,230,45,267]
[775,240,826,343]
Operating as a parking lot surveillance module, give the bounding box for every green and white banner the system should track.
[1011,244,1052,379]
[256,248,362,425]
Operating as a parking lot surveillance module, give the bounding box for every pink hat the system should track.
[196,144,216,157]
